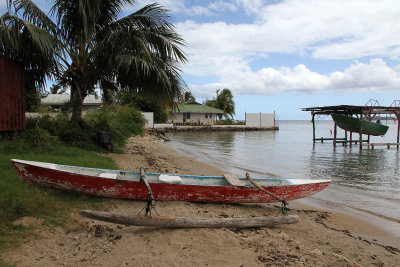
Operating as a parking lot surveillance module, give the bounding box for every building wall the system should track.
[0,55,25,131]
[169,112,217,124]
[142,112,154,128]
[245,113,275,127]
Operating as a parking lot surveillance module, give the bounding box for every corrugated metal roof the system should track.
[170,103,223,113]
[41,94,102,106]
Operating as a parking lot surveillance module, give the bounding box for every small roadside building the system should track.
[168,102,223,125]
[41,94,102,113]
[0,55,25,132]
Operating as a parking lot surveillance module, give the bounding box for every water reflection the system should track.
[308,146,391,192]
[170,131,235,155]
[166,120,400,222]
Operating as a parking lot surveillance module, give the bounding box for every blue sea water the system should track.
[166,120,400,235]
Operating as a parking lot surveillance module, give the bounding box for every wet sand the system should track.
[2,134,400,266]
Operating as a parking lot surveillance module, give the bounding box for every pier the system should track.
[302,100,400,149]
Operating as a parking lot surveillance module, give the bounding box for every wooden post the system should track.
[359,114,363,150]
[397,114,400,149]
[349,131,352,147]
[274,110,276,128]
[344,131,348,146]
[312,112,316,143]
[333,122,337,147]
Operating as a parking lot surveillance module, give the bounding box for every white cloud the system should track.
[136,0,237,16]
[189,59,400,98]
[178,0,400,59]
[127,1,400,100]
[330,59,400,92]
[173,0,400,99]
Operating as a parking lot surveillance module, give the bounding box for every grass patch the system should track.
[0,141,118,251]
[0,258,14,267]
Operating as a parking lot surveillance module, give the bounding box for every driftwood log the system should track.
[80,210,299,228]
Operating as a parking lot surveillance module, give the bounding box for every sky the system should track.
[2,0,400,119]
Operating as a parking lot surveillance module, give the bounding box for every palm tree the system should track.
[1,0,186,123]
[183,91,195,103]
[216,88,235,119]
[205,88,235,120]
[1,2,59,102]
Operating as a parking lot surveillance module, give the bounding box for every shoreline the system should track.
[160,134,400,245]
[2,134,400,266]
[164,131,400,239]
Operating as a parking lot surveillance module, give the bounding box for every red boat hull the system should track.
[12,160,330,203]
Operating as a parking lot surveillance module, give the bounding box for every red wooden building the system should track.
[0,55,25,132]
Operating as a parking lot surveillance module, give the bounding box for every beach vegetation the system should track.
[116,90,170,123]
[1,0,187,124]
[24,105,145,150]
[214,119,244,125]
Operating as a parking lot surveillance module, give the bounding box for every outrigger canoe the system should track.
[11,159,330,203]
[331,113,389,136]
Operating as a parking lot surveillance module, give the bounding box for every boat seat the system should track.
[159,174,182,184]
[223,173,247,187]
[99,172,118,179]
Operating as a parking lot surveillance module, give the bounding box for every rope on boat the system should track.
[245,172,289,214]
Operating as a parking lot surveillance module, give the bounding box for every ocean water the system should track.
[166,120,400,235]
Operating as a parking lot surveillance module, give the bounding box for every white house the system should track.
[41,94,102,113]
[168,102,223,125]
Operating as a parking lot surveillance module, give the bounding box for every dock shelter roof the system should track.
[302,105,400,116]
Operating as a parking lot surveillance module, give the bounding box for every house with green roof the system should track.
[168,102,223,125]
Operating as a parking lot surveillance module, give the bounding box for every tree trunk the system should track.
[80,210,299,228]
[70,85,87,123]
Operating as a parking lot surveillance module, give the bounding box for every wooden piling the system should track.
[333,123,337,147]
[359,113,363,150]
[312,112,316,143]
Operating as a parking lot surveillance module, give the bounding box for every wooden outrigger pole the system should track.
[80,210,299,228]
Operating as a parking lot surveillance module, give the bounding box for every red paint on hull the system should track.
[12,161,330,203]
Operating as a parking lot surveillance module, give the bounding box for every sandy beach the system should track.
[2,134,400,266]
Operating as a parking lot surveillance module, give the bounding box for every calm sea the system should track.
[166,120,400,235]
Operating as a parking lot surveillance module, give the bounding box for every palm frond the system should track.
[11,0,57,34]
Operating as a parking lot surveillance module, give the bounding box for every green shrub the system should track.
[23,105,145,150]
[85,105,145,148]
[154,108,169,123]
[23,125,58,148]
[214,119,245,125]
